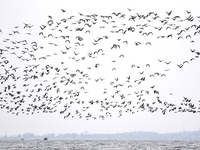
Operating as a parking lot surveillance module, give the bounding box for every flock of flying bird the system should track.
[0,8,200,120]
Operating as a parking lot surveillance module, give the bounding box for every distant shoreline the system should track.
[1,130,200,141]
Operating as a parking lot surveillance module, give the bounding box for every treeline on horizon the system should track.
[1,130,200,140]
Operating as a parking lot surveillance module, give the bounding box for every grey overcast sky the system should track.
[0,0,200,136]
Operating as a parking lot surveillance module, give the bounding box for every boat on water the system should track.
[44,137,48,140]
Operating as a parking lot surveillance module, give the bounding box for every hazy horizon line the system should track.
[1,129,200,137]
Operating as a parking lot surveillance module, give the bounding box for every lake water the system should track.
[0,140,200,149]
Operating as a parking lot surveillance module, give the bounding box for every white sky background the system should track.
[0,0,200,136]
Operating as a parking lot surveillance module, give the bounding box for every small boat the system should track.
[44,137,48,140]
